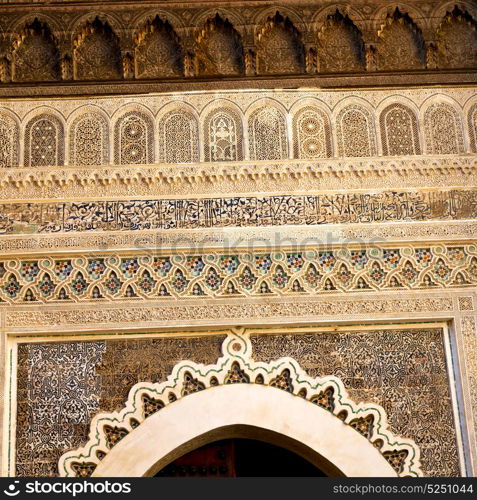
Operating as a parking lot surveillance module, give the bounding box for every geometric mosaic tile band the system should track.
[1,189,476,235]
[1,244,476,304]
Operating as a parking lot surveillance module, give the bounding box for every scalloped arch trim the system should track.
[58,330,423,477]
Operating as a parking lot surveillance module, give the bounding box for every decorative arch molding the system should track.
[0,109,20,168]
[422,99,465,155]
[247,103,288,161]
[24,111,65,167]
[59,331,422,478]
[256,12,305,75]
[12,18,60,83]
[68,109,109,166]
[113,107,155,165]
[195,14,244,77]
[203,104,244,161]
[379,102,421,156]
[134,16,183,79]
[466,101,477,152]
[292,104,333,159]
[73,17,122,81]
[334,101,377,158]
[376,8,426,71]
[317,10,365,73]
[157,105,199,164]
[436,6,477,69]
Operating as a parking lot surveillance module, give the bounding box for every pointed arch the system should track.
[157,107,199,164]
[376,8,425,71]
[69,109,109,166]
[134,16,183,79]
[317,10,365,73]
[0,110,20,168]
[24,112,65,167]
[436,6,477,69]
[195,14,244,76]
[247,103,288,160]
[114,109,154,165]
[73,17,122,80]
[292,105,332,159]
[335,103,377,158]
[203,105,244,161]
[380,103,421,156]
[256,12,305,75]
[423,101,465,154]
[12,18,60,82]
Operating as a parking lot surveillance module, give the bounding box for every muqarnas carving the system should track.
[317,10,365,73]
[12,18,60,82]
[256,12,304,75]
[135,16,183,79]
[436,6,477,69]
[73,17,122,81]
[195,14,244,76]
[376,8,425,71]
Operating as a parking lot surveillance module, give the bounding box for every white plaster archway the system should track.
[92,384,397,477]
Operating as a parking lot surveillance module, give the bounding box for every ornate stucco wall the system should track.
[0,0,476,479]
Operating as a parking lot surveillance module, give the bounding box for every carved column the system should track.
[122,52,134,79]
[61,54,73,81]
[305,46,317,74]
[425,42,437,69]
[365,44,376,72]
[244,48,256,76]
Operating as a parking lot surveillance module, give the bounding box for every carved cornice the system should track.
[1,73,476,98]
[0,156,475,200]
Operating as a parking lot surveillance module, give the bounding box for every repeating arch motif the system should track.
[317,10,365,73]
[135,16,183,79]
[376,9,425,71]
[114,111,154,165]
[12,18,60,82]
[468,103,477,153]
[195,14,244,76]
[292,106,332,159]
[24,113,64,167]
[256,12,305,75]
[204,107,243,161]
[157,109,199,164]
[58,331,422,478]
[248,105,288,160]
[0,113,19,168]
[335,104,377,158]
[380,103,421,156]
[424,103,465,155]
[69,112,109,166]
[73,17,122,81]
